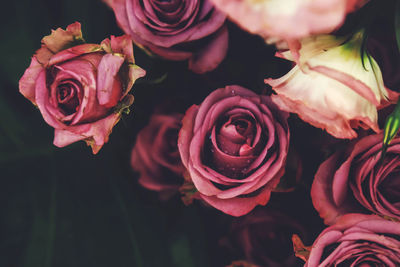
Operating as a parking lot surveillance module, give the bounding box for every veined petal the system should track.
[266,65,380,139]
[307,42,387,105]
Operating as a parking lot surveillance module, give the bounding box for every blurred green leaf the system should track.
[170,234,195,267]
[381,99,400,162]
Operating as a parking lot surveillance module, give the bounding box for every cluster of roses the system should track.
[19,0,400,266]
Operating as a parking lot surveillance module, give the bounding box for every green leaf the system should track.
[381,100,400,162]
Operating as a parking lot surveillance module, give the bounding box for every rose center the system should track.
[148,0,193,26]
[379,169,400,204]
[234,119,250,135]
[217,115,255,156]
[56,82,80,115]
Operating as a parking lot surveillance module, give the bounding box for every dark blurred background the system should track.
[0,1,334,266]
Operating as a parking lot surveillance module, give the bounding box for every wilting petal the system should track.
[97,54,124,107]
[42,22,83,54]
[48,44,102,66]
[19,57,43,104]
[19,22,145,154]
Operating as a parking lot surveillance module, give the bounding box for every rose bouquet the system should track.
[2,0,400,266]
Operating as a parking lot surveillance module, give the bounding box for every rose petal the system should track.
[19,57,43,104]
[189,25,228,73]
[200,186,272,217]
[42,22,83,54]
[97,53,124,107]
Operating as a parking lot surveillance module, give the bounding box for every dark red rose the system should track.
[131,113,184,199]
[222,209,306,267]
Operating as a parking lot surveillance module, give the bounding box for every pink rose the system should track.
[104,0,228,73]
[295,214,400,266]
[221,209,306,267]
[311,133,400,225]
[178,85,290,216]
[131,113,184,199]
[209,0,365,40]
[19,22,146,154]
[266,33,396,139]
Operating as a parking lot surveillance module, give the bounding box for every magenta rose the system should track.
[178,85,290,216]
[294,214,400,266]
[19,22,145,154]
[131,113,185,199]
[104,0,228,73]
[311,133,400,225]
[221,209,306,267]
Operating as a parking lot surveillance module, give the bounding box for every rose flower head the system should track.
[293,214,400,266]
[178,85,290,216]
[209,0,366,40]
[312,133,400,225]
[19,22,146,154]
[104,0,228,73]
[131,112,185,200]
[266,32,396,139]
[221,208,306,267]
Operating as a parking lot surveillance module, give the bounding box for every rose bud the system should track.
[19,22,145,154]
[104,0,228,74]
[221,209,306,267]
[131,113,185,200]
[311,133,400,225]
[178,85,290,216]
[265,32,397,139]
[209,0,365,40]
[293,214,400,266]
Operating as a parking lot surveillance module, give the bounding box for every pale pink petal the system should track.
[97,53,124,107]
[53,128,87,147]
[266,65,380,139]
[210,0,360,40]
